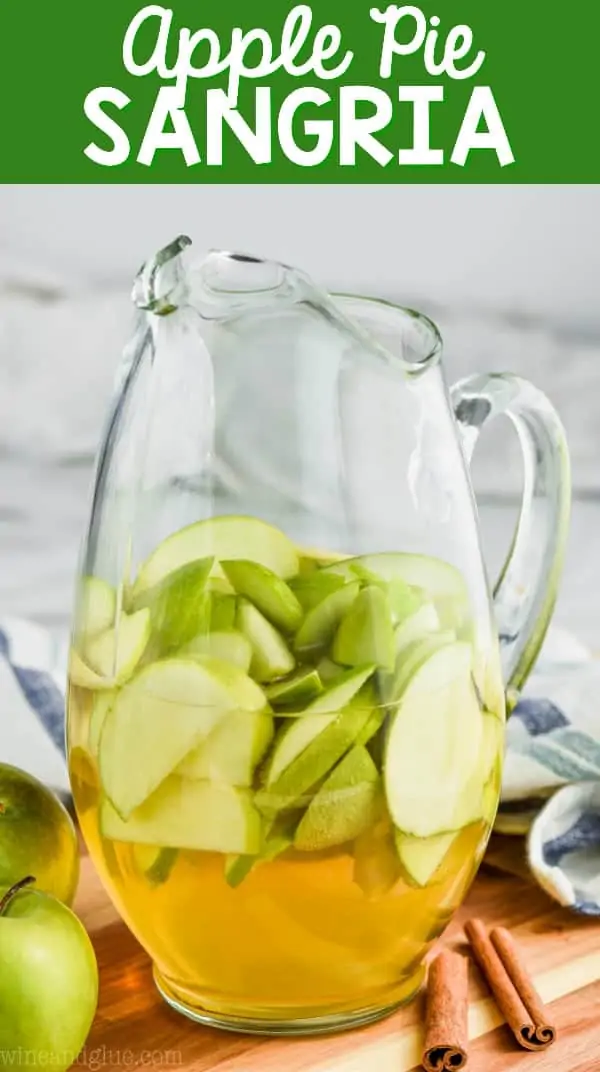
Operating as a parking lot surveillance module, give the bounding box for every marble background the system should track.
[1,185,598,644]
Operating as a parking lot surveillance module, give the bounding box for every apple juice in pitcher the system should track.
[68,515,504,1026]
[67,242,569,1033]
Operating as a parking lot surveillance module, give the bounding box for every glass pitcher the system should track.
[67,237,570,1035]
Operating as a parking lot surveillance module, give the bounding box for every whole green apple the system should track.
[0,877,98,1070]
[0,763,79,905]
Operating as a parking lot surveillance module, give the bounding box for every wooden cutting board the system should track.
[72,839,600,1072]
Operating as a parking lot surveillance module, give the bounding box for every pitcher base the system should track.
[153,964,426,1036]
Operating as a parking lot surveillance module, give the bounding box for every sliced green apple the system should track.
[333,586,395,671]
[395,830,457,887]
[482,774,500,826]
[261,714,336,791]
[265,667,323,708]
[258,689,375,814]
[393,602,440,656]
[221,560,302,633]
[132,556,213,652]
[353,815,402,897]
[101,776,262,854]
[263,664,375,733]
[355,706,385,747]
[294,746,380,851]
[98,656,262,818]
[450,713,503,829]
[294,582,360,659]
[189,654,269,712]
[89,691,116,756]
[386,581,429,627]
[76,576,117,638]
[210,592,237,630]
[177,709,274,785]
[304,665,375,716]
[384,641,483,837]
[223,852,257,889]
[324,553,470,633]
[342,565,425,627]
[289,571,346,612]
[382,630,456,705]
[480,712,504,780]
[316,656,345,683]
[180,630,252,672]
[133,515,299,596]
[224,828,293,889]
[236,599,295,682]
[132,844,178,885]
[85,608,151,685]
[69,649,113,691]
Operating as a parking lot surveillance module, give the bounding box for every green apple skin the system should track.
[0,765,79,906]
[0,886,98,1070]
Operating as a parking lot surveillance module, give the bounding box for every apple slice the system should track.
[101,776,262,854]
[395,830,457,887]
[132,844,178,885]
[179,630,252,672]
[294,582,360,659]
[382,630,456,705]
[342,564,425,627]
[224,828,292,889]
[384,642,483,838]
[316,656,345,683]
[449,712,503,829]
[333,585,395,671]
[289,571,346,612]
[88,691,116,756]
[236,599,295,682]
[221,560,302,633]
[265,667,323,708]
[69,649,113,691]
[177,709,274,785]
[305,664,375,715]
[82,608,151,687]
[133,515,299,596]
[482,774,500,826]
[324,552,470,633]
[355,705,385,747]
[393,602,440,656]
[294,746,380,851]
[261,715,335,792]
[353,813,402,897]
[210,592,237,630]
[76,576,117,639]
[190,654,269,712]
[132,557,213,653]
[99,656,265,817]
[258,680,375,815]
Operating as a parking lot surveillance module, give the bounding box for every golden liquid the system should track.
[69,685,501,1025]
[68,536,504,1028]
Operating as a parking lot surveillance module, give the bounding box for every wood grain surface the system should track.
[72,843,600,1072]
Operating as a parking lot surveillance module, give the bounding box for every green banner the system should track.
[1,0,598,181]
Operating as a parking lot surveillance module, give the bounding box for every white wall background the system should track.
[1,185,598,328]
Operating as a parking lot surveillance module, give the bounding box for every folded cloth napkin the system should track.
[3,616,600,913]
[0,618,70,797]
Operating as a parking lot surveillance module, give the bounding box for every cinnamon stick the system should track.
[422,950,469,1071]
[464,918,556,1051]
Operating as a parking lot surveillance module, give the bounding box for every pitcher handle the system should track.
[450,373,571,709]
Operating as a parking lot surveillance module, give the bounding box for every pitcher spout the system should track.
[132,234,192,315]
[133,236,304,319]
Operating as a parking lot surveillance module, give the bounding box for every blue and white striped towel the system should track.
[3,616,600,913]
